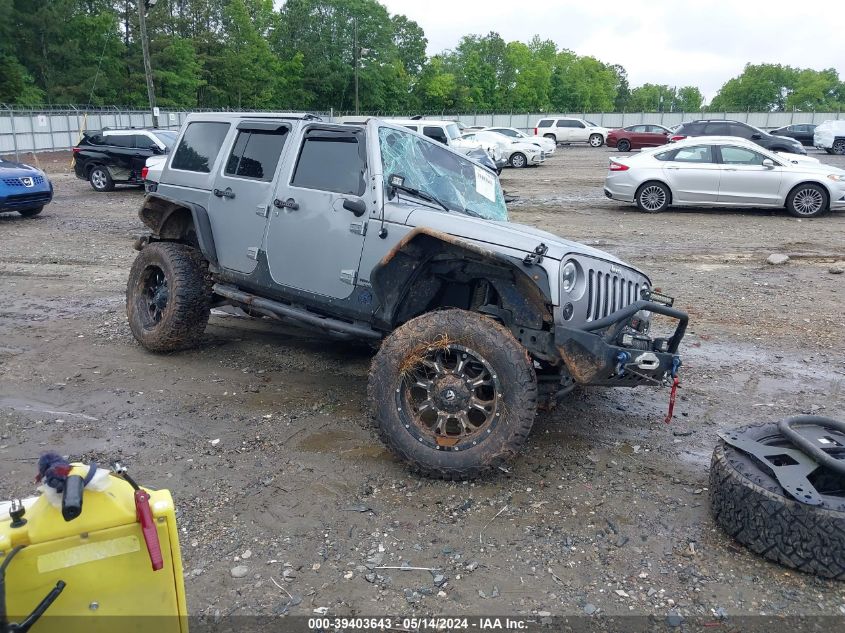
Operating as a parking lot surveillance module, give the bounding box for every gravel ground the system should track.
[2,146,845,623]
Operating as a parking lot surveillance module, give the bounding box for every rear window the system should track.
[291,132,365,195]
[171,122,230,173]
[133,134,158,150]
[537,120,553,128]
[225,128,288,181]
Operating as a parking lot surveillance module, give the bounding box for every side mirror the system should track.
[343,198,367,217]
[751,133,762,140]
[762,158,775,169]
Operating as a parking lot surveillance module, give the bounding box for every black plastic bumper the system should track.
[554,300,687,387]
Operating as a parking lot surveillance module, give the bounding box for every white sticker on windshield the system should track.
[474,166,496,202]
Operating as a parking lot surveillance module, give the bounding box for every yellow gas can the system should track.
[1,464,187,633]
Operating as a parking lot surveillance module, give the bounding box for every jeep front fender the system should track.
[370,228,553,332]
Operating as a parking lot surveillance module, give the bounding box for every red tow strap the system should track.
[664,376,680,424]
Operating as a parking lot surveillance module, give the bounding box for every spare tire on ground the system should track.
[710,418,845,579]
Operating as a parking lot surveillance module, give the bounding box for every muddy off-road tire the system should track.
[368,309,537,480]
[126,242,211,352]
[709,423,845,579]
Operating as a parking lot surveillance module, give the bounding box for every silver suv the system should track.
[127,112,687,479]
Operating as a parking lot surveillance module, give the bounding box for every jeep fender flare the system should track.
[139,193,218,267]
[370,228,554,354]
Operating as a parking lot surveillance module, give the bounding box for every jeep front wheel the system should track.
[126,242,211,352]
[368,309,537,480]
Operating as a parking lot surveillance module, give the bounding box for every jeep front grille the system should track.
[586,268,642,321]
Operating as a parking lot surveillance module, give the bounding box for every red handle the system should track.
[135,489,163,571]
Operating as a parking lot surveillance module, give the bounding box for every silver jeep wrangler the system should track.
[128,112,687,480]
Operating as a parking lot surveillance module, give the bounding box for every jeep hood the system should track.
[405,208,627,266]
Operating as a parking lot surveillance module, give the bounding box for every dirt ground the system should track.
[2,146,845,624]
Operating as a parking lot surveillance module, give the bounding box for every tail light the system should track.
[141,166,149,180]
[669,135,685,142]
[72,147,80,154]
[609,161,629,171]
[534,127,538,135]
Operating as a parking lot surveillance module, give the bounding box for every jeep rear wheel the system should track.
[368,309,537,480]
[126,242,211,352]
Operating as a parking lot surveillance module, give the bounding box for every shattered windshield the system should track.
[378,125,508,222]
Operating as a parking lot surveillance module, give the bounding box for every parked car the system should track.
[73,128,178,192]
[0,156,53,217]
[669,120,806,155]
[461,130,545,168]
[769,124,817,146]
[485,127,556,155]
[142,154,167,192]
[606,124,672,152]
[604,136,845,218]
[127,112,687,480]
[814,120,845,155]
[387,119,505,166]
[534,117,609,147]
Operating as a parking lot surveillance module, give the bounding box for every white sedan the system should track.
[461,130,545,168]
[484,127,556,155]
[604,136,845,218]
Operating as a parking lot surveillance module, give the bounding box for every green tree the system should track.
[710,63,798,111]
[675,86,704,112]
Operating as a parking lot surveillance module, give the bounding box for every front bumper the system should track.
[528,153,545,165]
[0,187,53,212]
[554,300,687,387]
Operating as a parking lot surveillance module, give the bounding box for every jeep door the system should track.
[206,121,291,274]
[265,125,369,299]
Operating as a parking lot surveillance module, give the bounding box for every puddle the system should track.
[0,396,98,421]
[297,429,391,461]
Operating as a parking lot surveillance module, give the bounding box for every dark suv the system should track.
[670,120,806,155]
[73,129,178,192]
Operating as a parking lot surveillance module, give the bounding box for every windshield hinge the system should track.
[256,204,270,218]
[523,243,548,266]
[349,221,367,236]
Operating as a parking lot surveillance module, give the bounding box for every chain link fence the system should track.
[2,104,842,160]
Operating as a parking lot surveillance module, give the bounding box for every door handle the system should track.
[273,198,299,210]
[213,187,235,199]
[666,166,679,170]
[724,168,737,171]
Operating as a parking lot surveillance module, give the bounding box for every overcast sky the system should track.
[379,0,844,99]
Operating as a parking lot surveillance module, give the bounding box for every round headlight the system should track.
[561,261,577,293]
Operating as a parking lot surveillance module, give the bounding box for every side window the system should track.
[630,125,647,133]
[422,126,448,145]
[729,123,753,138]
[291,133,365,195]
[224,128,288,181]
[555,120,571,127]
[572,120,586,128]
[171,122,230,173]
[133,134,158,150]
[720,146,766,165]
[703,122,729,135]
[537,120,552,128]
[672,145,714,163]
[403,125,418,132]
[86,134,104,145]
[107,134,134,148]
[654,150,675,161]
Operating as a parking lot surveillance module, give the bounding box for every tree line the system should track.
[1,0,844,113]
